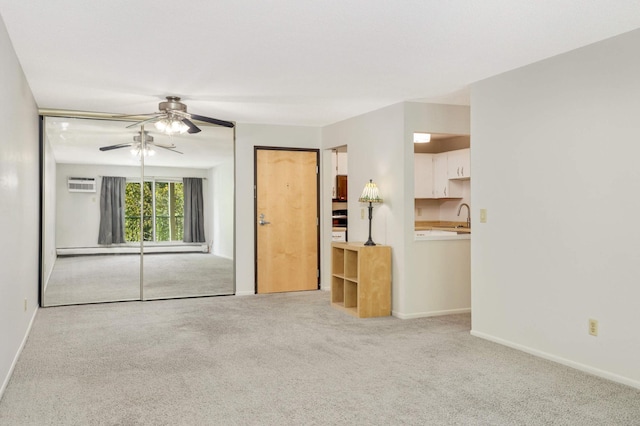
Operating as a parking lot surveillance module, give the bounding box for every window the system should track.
[125,180,184,242]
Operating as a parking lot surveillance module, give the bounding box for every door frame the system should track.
[253,146,321,293]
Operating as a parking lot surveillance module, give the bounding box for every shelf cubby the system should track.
[332,246,345,277]
[344,250,358,280]
[331,276,344,305]
[330,242,391,318]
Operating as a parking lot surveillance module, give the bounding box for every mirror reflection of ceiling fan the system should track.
[124,96,235,134]
[99,131,183,155]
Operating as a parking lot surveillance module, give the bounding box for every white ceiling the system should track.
[1,1,640,127]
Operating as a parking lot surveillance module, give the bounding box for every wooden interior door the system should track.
[256,148,319,293]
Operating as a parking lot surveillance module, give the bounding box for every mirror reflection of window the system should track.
[125,180,184,242]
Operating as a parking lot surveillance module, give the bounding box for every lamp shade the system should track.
[358,179,383,203]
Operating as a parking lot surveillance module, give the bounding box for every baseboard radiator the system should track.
[57,243,208,256]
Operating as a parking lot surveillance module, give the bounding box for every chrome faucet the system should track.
[457,203,470,228]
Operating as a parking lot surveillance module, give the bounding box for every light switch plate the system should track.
[480,209,487,223]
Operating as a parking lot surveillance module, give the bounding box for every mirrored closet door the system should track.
[141,123,235,300]
[41,115,235,306]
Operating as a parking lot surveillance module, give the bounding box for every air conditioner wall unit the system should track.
[68,177,96,193]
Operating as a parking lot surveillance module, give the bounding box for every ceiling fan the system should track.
[99,130,183,155]
[123,96,235,134]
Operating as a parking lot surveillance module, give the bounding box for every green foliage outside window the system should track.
[125,181,183,242]
[155,182,184,241]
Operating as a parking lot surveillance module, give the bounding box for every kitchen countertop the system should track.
[415,221,471,233]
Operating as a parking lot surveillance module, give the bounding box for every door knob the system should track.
[259,213,271,226]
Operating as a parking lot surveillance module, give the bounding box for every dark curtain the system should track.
[183,177,206,243]
[98,176,126,244]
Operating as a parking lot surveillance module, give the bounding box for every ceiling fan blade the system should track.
[151,142,178,149]
[190,113,235,128]
[111,112,159,119]
[154,144,183,154]
[99,143,133,151]
[126,115,162,129]
[182,118,201,134]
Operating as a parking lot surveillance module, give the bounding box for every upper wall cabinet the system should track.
[415,150,465,199]
[433,153,463,198]
[447,148,470,180]
[414,153,434,198]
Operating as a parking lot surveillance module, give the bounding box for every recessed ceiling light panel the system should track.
[413,132,431,143]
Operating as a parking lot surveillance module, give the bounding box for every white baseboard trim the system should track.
[0,306,38,401]
[393,307,471,320]
[470,330,640,390]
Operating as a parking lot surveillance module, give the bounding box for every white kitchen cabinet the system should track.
[447,148,470,180]
[433,153,462,198]
[414,153,434,198]
[414,150,464,200]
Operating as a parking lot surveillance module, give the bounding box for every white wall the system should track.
[322,102,470,316]
[235,123,321,295]
[55,164,208,248]
[471,28,640,388]
[0,16,39,398]
[323,103,406,310]
[209,159,234,259]
[407,240,471,318]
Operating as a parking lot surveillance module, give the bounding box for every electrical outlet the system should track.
[361,208,365,219]
[417,208,422,216]
[480,209,487,223]
[24,298,27,312]
[588,318,598,336]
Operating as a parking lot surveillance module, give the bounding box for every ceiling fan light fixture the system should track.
[171,120,189,134]
[155,116,188,135]
[125,96,234,132]
[130,146,155,157]
[155,118,169,133]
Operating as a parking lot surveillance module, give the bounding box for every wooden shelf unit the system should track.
[331,242,391,318]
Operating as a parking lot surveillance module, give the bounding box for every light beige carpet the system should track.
[1,291,639,425]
